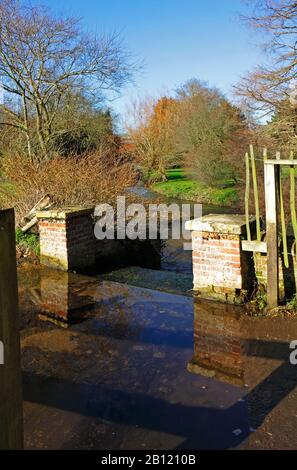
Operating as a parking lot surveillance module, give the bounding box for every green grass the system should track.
[280,167,297,177]
[165,168,187,180]
[16,228,40,256]
[151,168,239,206]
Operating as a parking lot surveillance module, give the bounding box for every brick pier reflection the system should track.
[188,301,246,387]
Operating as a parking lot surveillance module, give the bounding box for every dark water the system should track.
[17,187,297,449]
[18,265,297,449]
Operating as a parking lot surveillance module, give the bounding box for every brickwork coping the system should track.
[185,213,256,235]
[36,207,94,220]
[185,214,257,304]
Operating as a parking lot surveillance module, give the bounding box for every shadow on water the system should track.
[23,372,250,450]
[19,265,297,449]
[188,301,297,434]
[22,349,296,449]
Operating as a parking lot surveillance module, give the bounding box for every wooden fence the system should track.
[244,146,297,308]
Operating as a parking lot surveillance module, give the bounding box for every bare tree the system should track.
[236,0,297,119]
[0,0,133,161]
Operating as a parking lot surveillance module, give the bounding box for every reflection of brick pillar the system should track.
[185,214,256,303]
[188,301,245,387]
[36,207,95,271]
[39,268,96,324]
[40,270,70,320]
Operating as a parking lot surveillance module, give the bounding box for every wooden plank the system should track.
[276,152,289,268]
[264,163,279,309]
[241,240,267,253]
[250,145,261,241]
[263,148,268,161]
[289,151,297,245]
[0,209,23,449]
[265,159,297,165]
[244,152,251,241]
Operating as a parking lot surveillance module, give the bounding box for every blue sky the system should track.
[40,0,264,121]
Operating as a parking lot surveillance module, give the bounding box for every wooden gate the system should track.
[244,146,297,309]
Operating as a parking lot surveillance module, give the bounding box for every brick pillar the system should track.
[36,207,95,271]
[185,214,256,303]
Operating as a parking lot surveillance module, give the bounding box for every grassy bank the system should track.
[151,168,239,206]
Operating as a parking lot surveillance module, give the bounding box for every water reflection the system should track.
[18,263,297,449]
[20,266,99,327]
[188,301,246,387]
[188,299,297,448]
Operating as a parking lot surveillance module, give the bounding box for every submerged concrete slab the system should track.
[185,214,256,235]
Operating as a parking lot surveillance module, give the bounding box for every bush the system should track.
[0,152,136,225]
[175,80,250,189]
[15,228,40,256]
[142,169,165,184]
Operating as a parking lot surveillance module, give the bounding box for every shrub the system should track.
[175,80,250,189]
[15,228,40,256]
[287,294,297,311]
[0,152,136,225]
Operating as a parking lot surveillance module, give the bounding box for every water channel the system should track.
[18,187,297,449]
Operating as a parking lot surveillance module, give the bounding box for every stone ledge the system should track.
[36,206,94,220]
[185,214,256,235]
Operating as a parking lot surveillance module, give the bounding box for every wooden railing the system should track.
[244,146,297,308]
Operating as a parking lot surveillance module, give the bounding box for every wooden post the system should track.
[264,162,279,309]
[276,152,289,268]
[0,209,23,449]
[245,152,251,241]
[250,145,261,241]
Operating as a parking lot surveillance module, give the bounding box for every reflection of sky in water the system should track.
[18,264,297,449]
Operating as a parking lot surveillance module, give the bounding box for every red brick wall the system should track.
[66,215,95,268]
[39,220,68,268]
[39,213,95,270]
[192,231,242,290]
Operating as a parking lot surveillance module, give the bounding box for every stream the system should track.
[100,184,236,295]
[17,185,297,450]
